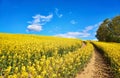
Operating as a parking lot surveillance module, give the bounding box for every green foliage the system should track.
[96,16,120,42]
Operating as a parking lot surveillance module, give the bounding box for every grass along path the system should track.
[76,47,114,78]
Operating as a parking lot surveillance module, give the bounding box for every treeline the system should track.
[96,15,120,42]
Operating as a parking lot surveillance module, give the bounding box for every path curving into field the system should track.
[76,47,114,78]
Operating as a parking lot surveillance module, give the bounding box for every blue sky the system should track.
[0,0,120,40]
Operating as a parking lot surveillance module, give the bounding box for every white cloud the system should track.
[27,24,42,32]
[55,8,63,18]
[83,26,94,32]
[55,32,90,38]
[83,22,102,33]
[70,20,77,25]
[55,21,102,39]
[27,14,53,32]
[32,14,53,24]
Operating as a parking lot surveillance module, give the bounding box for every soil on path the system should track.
[76,48,114,78]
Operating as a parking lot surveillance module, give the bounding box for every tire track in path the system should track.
[76,47,114,78]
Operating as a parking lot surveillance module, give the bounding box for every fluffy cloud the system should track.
[55,21,102,38]
[70,20,77,25]
[27,14,53,32]
[27,24,42,32]
[83,26,94,33]
[55,8,63,18]
[83,21,102,33]
[55,32,90,38]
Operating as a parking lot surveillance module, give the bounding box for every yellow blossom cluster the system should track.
[92,42,120,77]
[0,33,94,78]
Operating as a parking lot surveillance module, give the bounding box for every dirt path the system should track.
[76,48,114,78]
[81,42,86,48]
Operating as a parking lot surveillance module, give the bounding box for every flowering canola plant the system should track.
[92,42,120,77]
[0,33,94,78]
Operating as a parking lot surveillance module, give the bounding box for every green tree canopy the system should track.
[96,15,120,42]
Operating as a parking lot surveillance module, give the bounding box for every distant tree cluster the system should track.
[96,15,120,42]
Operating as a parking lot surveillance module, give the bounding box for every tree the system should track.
[96,15,120,42]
